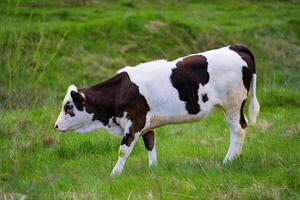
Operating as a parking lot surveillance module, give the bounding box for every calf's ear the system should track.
[68,84,78,93]
[71,91,85,111]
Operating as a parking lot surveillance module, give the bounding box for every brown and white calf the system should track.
[54,45,260,176]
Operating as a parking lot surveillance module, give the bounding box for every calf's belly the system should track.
[146,103,215,130]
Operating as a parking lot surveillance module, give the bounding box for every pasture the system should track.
[0,0,300,199]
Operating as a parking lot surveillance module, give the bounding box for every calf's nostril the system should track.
[55,124,58,129]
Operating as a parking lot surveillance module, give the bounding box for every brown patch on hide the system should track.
[171,55,209,114]
[229,44,256,92]
[240,100,247,129]
[202,94,208,103]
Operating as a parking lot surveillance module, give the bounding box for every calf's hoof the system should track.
[110,168,122,177]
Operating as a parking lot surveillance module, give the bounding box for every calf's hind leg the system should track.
[223,99,248,163]
[142,130,157,166]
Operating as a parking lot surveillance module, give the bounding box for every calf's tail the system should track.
[248,73,260,125]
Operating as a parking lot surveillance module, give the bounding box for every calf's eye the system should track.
[66,105,73,110]
[64,104,75,117]
[64,102,74,113]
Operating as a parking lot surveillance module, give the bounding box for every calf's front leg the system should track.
[111,131,140,176]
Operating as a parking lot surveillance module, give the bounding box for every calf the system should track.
[54,45,260,176]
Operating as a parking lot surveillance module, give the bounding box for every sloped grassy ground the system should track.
[0,0,300,199]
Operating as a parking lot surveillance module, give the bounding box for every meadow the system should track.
[0,0,300,199]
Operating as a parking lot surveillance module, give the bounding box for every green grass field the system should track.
[1,0,300,199]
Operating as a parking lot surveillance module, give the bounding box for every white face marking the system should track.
[54,85,104,133]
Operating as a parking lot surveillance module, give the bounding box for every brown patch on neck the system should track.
[170,55,209,114]
[81,72,150,133]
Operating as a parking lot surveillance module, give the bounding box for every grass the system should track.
[0,0,300,199]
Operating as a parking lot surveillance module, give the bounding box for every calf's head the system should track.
[54,85,102,133]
